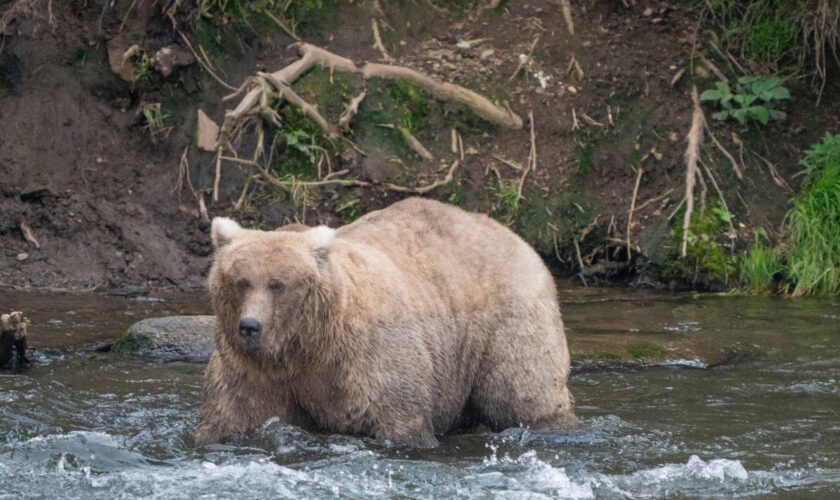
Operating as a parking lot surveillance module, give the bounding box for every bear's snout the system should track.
[239,317,262,343]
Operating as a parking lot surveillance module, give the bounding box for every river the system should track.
[1,289,838,498]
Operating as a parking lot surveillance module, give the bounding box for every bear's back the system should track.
[336,197,554,302]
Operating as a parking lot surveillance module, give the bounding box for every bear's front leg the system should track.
[194,350,296,445]
[373,414,439,448]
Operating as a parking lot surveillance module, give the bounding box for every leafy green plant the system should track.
[784,133,840,296]
[700,76,790,125]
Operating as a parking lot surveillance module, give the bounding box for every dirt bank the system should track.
[1,0,838,292]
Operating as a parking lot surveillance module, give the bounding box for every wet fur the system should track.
[195,198,575,446]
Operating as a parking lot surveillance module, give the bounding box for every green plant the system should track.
[660,204,736,287]
[700,76,790,125]
[739,229,783,293]
[703,0,839,83]
[133,51,151,80]
[487,178,520,224]
[784,133,840,296]
[336,197,362,223]
[141,103,171,140]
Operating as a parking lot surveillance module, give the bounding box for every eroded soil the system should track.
[1,0,838,291]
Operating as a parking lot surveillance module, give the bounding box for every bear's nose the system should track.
[239,317,262,340]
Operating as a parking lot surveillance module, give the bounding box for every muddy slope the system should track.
[1,0,838,291]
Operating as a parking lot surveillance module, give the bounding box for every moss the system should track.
[293,67,355,120]
[112,333,152,354]
[627,342,669,360]
[572,352,622,362]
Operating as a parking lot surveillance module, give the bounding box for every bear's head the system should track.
[208,217,340,360]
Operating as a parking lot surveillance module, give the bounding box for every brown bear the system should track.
[194,197,575,447]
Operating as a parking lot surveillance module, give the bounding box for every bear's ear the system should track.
[306,225,335,250]
[211,217,243,249]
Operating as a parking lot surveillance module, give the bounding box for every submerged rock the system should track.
[114,316,216,362]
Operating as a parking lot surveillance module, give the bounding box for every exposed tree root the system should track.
[339,91,366,130]
[223,42,522,139]
[626,166,643,261]
[378,124,434,161]
[559,0,575,35]
[704,122,743,181]
[681,86,704,258]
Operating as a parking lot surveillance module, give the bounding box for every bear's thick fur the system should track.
[195,198,575,446]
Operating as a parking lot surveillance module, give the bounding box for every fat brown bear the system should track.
[195,197,575,447]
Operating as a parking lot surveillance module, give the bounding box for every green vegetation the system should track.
[700,76,790,125]
[739,229,783,293]
[515,191,595,260]
[627,342,669,361]
[133,51,151,80]
[141,103,171,140]
[195,0,338,38]
[703,0,840,80]
[336,197,362,223]
[737,134,840,296]
[487,178,520,224]
[658,204,736,288]
[784,133,840,295]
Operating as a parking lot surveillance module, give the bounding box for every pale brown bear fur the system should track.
[194,197,575,447]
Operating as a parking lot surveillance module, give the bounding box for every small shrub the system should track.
[700,76,790,125]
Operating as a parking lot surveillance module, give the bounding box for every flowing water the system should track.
[1,289,838,498]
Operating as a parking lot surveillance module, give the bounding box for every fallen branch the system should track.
[626,166,643,261]
[681,86,704,258]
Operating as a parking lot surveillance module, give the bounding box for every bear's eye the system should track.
[268,281,286,293]
[234,278,251,291]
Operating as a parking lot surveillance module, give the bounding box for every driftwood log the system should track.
[0,311,30,371]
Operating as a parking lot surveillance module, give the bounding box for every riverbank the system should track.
[2,1,838,293]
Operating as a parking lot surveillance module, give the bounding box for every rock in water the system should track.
[114,316,216,362]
